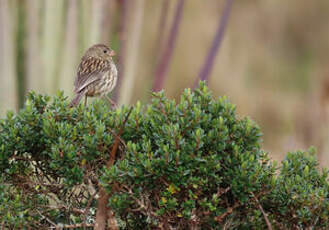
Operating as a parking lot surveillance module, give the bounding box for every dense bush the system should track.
[0,82,328,229]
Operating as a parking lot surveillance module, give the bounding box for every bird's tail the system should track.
[69,93,84,107]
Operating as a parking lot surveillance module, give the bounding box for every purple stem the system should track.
[193,0,234,90]
[152,0,185,92]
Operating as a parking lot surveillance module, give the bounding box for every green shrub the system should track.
[266,149,329,229]
[0,82,328,229]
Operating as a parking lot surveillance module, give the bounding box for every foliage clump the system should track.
[0,82,328,229]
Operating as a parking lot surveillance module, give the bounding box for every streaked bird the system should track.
[70,44,118,107]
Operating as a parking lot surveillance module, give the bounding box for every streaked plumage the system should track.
[70,44,117,107]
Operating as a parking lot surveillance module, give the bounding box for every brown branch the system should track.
[216,186,231,197]
[94,187,114,230]
[107,107,133,167]
[62,223,94,229]
[107,209,118,230]
[35,160,53,184]
[214,202,240,223]
[251,192,273,230]
[37,210,59,230]
[95,107,133,230]
[43,205,85,215]
[108,128,127,148]
[223,218,232,230]
[124,185,157,219]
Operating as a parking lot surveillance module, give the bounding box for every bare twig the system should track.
[152,0,185,92]
[216,186,231,197]
[83,191,97,230]
[192,0,234,89]
[107,210,118,230]
[60,223,94,229]
[109,129,127,148]
[223,218,232,230]
[214,202,240,223]
[189,209,200,229]
[44,205,85,215]
[36,210,59,230]
[124,185,157,218]
[34,161,52,184]
[251,191,273,230]
[107,107,133,167]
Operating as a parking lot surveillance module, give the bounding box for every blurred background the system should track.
[0,0,329,166]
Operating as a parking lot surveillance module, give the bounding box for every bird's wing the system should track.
[74,57,110,93]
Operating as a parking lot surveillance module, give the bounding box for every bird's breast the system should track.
[99,64,118,95]
[85,62,118,97]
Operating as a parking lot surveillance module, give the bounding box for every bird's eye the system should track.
[103,50,107,54]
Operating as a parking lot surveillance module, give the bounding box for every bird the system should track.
[70,44,118,107]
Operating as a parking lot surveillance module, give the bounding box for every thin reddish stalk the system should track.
[152,0,185,92]
[193,0,234,89]
[94,108,132,230]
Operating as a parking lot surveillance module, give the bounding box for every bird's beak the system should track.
[109,50,116,57]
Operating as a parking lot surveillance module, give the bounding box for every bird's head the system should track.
[85,44,116,61]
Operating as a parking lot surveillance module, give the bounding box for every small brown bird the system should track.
[70,44,118,107]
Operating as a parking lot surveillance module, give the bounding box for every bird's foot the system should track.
[105,96,117,109]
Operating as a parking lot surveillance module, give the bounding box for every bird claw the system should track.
[105,96,117,109]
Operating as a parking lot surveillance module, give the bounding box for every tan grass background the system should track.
[0,0,329,166]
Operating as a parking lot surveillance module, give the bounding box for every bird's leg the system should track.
[104,95,117,108]
[84,95,88,106]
